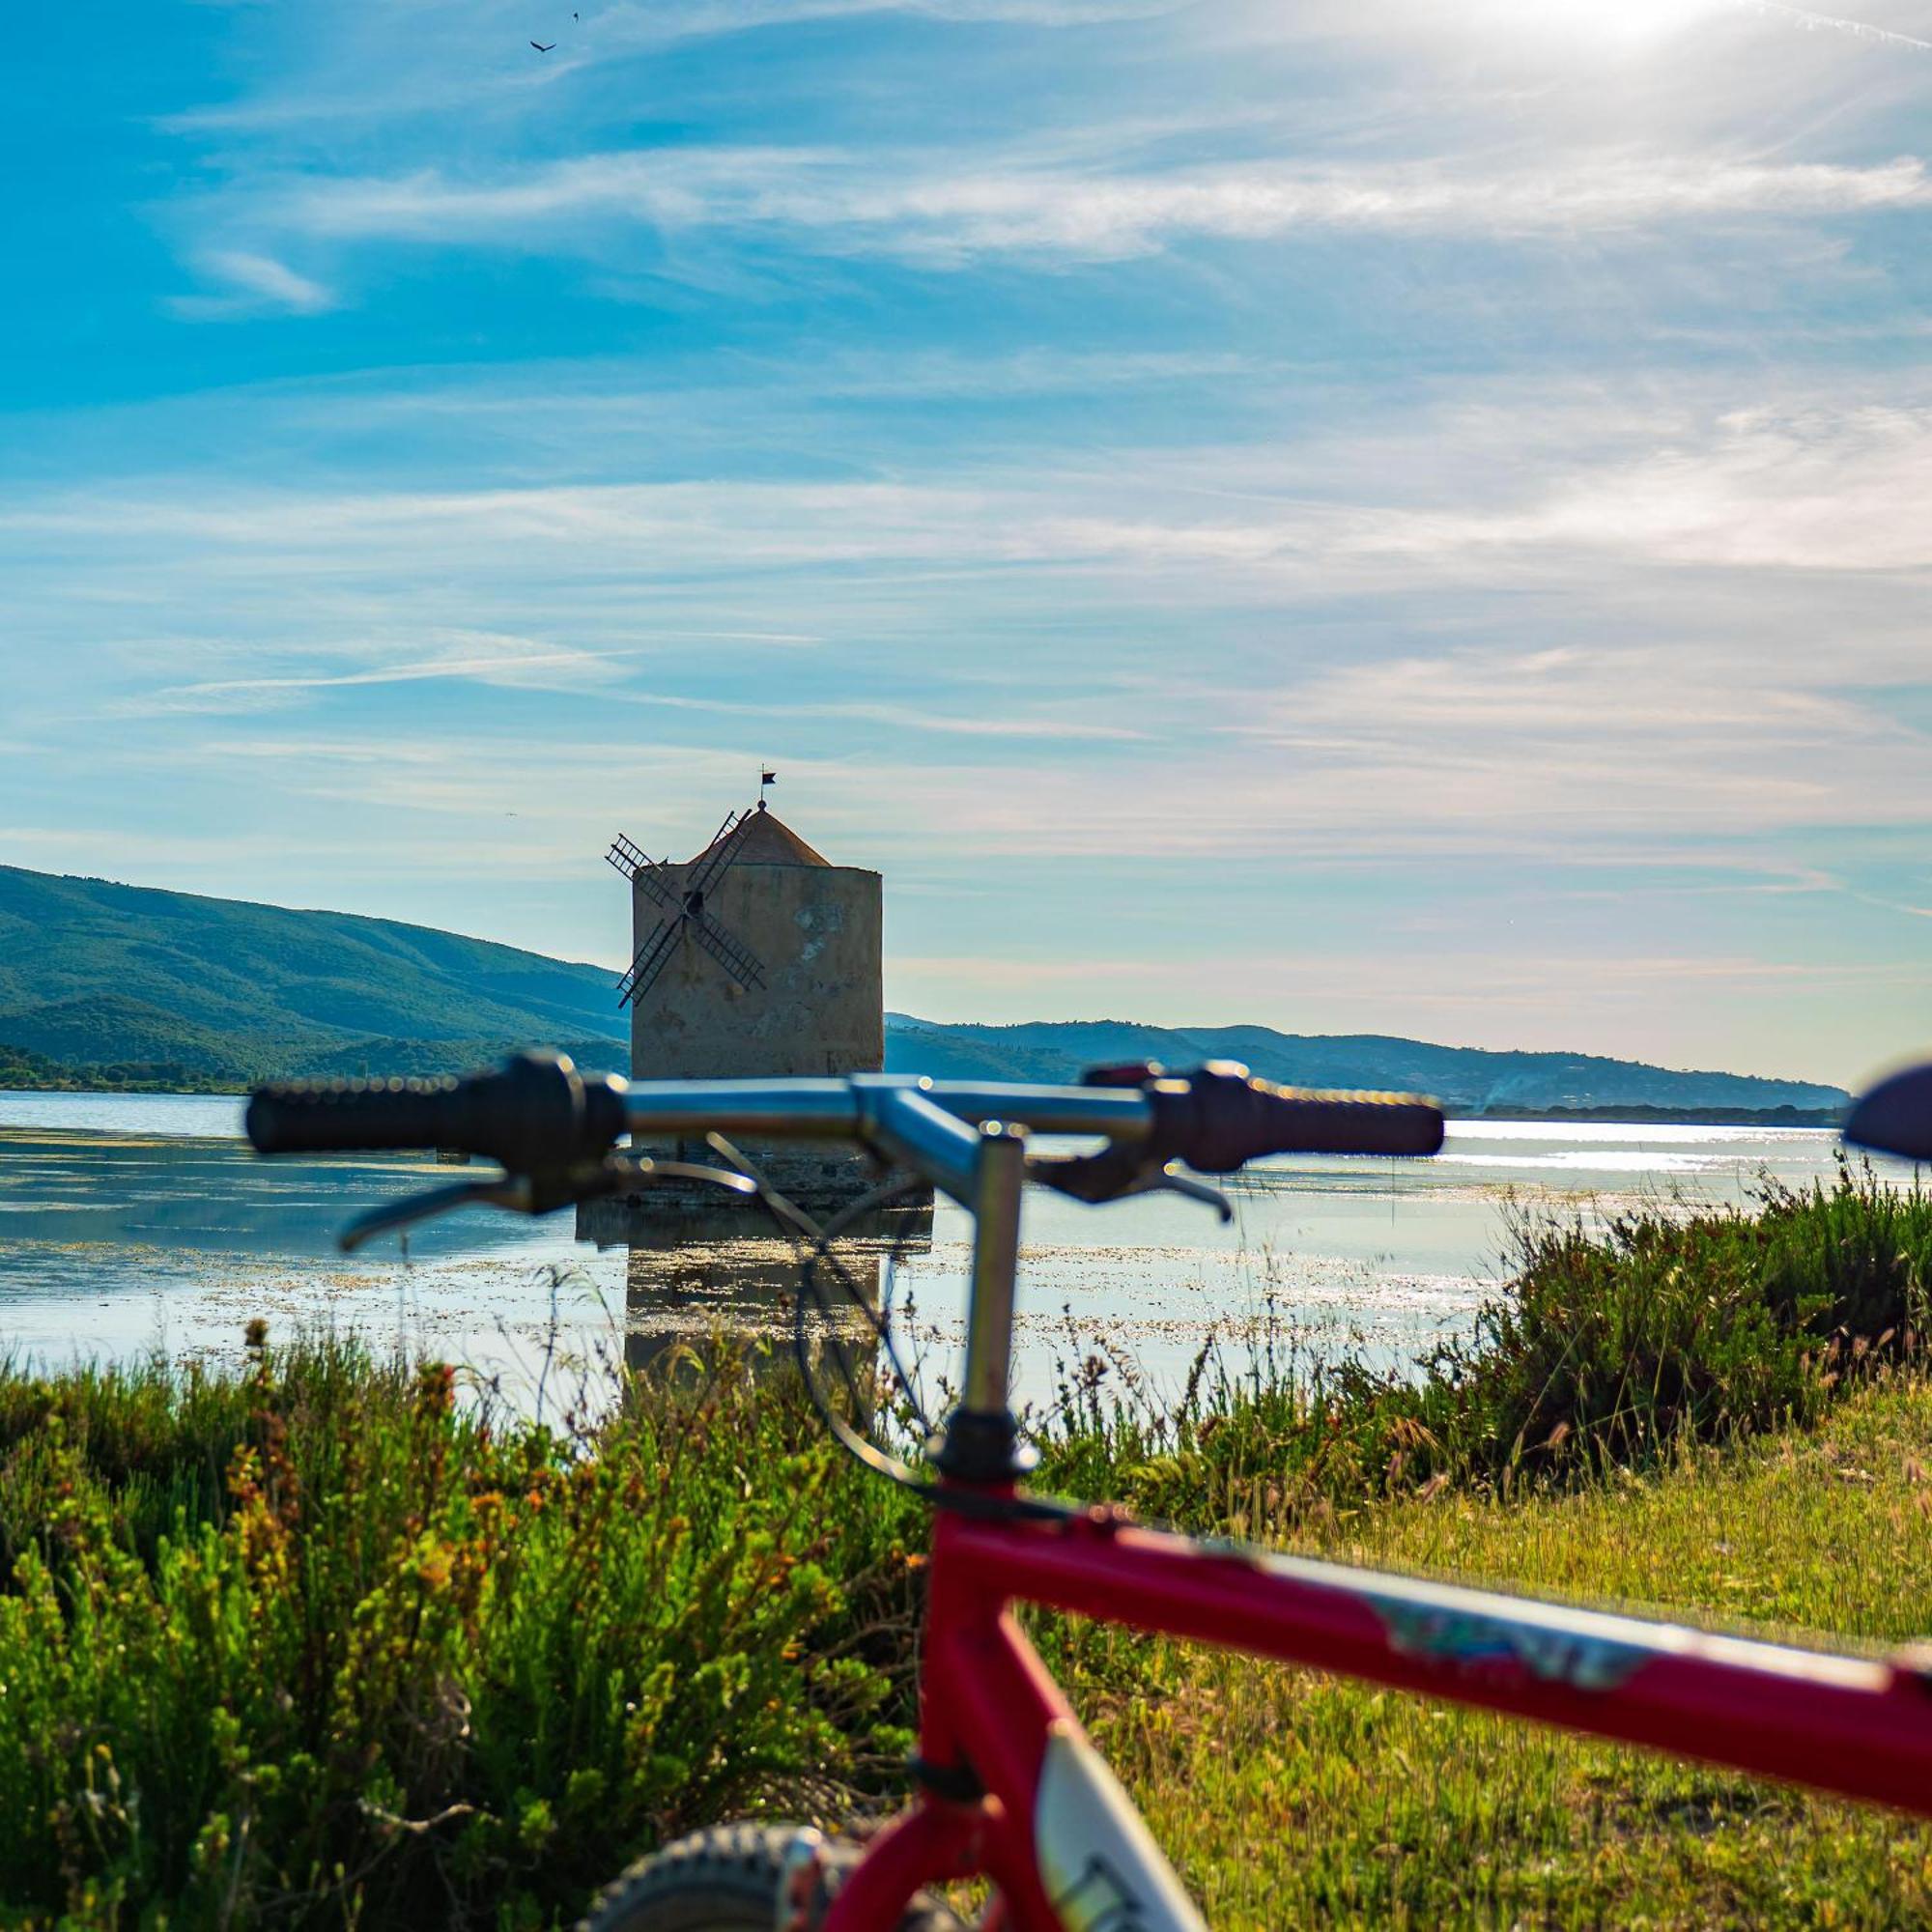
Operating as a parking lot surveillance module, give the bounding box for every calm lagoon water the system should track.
[0,1089,1904,1414]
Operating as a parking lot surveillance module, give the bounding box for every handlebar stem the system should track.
[962,1122,1027,1417]
[857,1085,1031,1468]
[930,1120,1036,1486]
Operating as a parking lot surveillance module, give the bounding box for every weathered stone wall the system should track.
[629,859,884,1081]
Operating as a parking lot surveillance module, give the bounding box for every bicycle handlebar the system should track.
[245,1052,629,1172]
[246,1050,1445,1179]
[1138,1061,1443,1167]
[1845,1061,1932,1163]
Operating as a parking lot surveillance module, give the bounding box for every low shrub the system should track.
[0,1329,922,1927]
[1043,1158,1932,1528]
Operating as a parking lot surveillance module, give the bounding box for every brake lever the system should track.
[341,1175,531,1252]
[1139,1164,1236,1222]
[608,1154,760,1203]
[1029,1151,1234,1224]
[337,1153,758,1253]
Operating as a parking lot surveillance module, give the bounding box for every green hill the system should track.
[0,866,627,1085]
[0,866,1849,1116]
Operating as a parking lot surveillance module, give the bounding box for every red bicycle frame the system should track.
[820,1498,1932,1931]
[693,1078,1932,1930]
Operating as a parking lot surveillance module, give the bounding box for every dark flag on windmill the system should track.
[761,769,778,786]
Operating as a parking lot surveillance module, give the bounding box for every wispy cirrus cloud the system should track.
[256,146,1932,265]
[1744,1,1932,52]
[14,382,1932,586]
[126,633,627,715]
[168,248,335,320]
[133,646,1144,743]
[162,0,1178,131]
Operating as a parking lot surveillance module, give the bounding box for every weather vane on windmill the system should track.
[758,766,777,810]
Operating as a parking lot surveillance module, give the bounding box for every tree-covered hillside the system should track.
[0,867,627,1084]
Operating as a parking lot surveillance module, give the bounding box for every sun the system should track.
[1503,0,1732,48]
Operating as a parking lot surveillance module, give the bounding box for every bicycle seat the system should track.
[1845,1060,1932,1162]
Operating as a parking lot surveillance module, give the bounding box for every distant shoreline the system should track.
[1468,1102,1841,1128]
[0,1070,242,1097]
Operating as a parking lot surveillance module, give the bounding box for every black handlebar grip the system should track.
[1149,1061,1444,1170]
[245,1050,628,1172]
[247,1075,465,1155]
[1844,1061,1932,1162]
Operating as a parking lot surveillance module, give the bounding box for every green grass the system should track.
[1073,1379,1932,1929]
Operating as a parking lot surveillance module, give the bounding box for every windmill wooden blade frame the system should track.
[606,836,682,917]
[604,833,650,881]
[615,918,684,1007]
[683,912,766,991]
[610,805,771,1008]
[682,810,750,902]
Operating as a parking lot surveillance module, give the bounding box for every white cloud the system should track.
[128,634,630,715]
[169,249,335,320]
[14,384,1932,588]
[1224,640,1931,844]
[9,377,1930,868]
[158,0,1177,139]
[265,146,1932,264]
[1745,2,1932,53]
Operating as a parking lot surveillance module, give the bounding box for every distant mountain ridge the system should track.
[0,865,1847,1115]
[882,1018,1847,1117]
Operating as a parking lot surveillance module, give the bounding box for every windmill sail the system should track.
[681,810,749,904]
[616,919,685,1006]
[605,834,650,880]
[611,805,770,1007]
[606,836,683,916]
[683,911,766,991]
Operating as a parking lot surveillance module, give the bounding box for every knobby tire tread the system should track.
[579,1820,969,1931]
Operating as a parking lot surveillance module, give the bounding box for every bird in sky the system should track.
[530,39,555,51]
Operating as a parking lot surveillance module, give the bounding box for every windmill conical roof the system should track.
[692,807,833,868]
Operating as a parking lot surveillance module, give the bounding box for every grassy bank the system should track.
[1053,1159,1932,1527]
[0,1162,1924,1926]
[1084,1381,1932,1927]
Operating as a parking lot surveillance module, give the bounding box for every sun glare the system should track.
[1507,0,1732,47]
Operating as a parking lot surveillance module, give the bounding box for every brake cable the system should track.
[697,1136,1074,1522]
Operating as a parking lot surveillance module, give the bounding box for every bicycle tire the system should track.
[578,1821,970,1931]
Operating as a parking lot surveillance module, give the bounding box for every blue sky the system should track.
[4,0,1930,1085]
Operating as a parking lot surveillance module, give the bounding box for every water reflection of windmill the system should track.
[617,1203,935,1400]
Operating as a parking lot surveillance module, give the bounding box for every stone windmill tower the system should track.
[584,789,896,1226]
